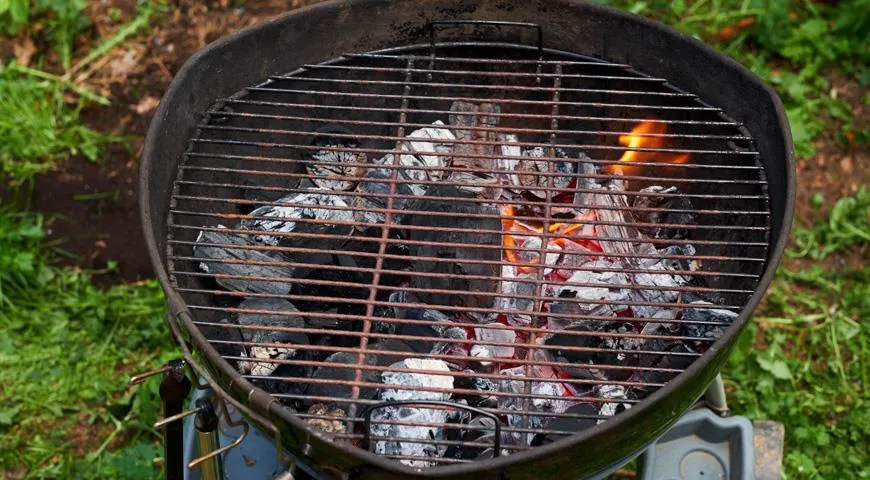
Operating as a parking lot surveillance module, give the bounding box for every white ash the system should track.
[515,236,562,275]
[308,148,365,191]
[239,191,354,246]
[400,120,455,181]
[681,301,738,343]
[511,147,575,199]
[351,167,415,225]
[497,366,573,445]
[496,265,537,327]
[235,298,307,377]
[194,226,294,295]
[375,121,455,197]
[629,244,696,318]
[596,384,631,422]
[548,260,631,324]
[371,359,454,467]
[591,181,642,257]
[496,134,521,184]
[470,323,517,365]
[553,239,598,280]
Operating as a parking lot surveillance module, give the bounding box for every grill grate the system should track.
[166,41,770,466]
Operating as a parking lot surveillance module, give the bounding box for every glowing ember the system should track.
[607,120,690,175]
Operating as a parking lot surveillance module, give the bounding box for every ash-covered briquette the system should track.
[404,185,502,309]
[497,365,575,446]
[543,322,639,382]
[351,167,415,225]
[496,265,537,327]
[301,339,416,408]
[548,260,631,322]
[681,301,738,348]
[469,323,517,365]
[307,129,366,191]
[595,384,632,420]
[370,358,455,467]
[628,244,697,318]
[632,186,697,239]
[194,227,294,295]
[449,101,500,170]
[235,297,309,377]
[509,147,575,199]
[238,191,354,246]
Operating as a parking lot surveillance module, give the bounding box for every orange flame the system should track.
[607,120,690,175]
[501,205,595,273]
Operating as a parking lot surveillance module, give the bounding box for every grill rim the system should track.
[139,0,796,476]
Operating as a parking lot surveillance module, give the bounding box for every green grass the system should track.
[723,187,870,479]
[0,0,159,185]
[0,65,112,183]
[0,208,173,479]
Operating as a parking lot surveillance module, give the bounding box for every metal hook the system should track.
[128,365,171,386]
[188,420,249,469]
[154,406,201,429]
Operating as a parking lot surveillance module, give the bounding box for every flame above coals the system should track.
[607,120,690,175]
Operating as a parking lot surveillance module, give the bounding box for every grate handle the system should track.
[360,400,504,458]
[427,20,543,78]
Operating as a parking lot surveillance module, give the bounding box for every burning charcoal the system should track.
[510,147,575,199]
[405,186,501,308]
[497,365,575,446]
[449,101,500,170]
[400,120,455,182]
[446,170,503,199]
[235,298,309,377]
[629,244,696,318]
[496,265,537,327]
[302,340,415,407]
[194,227,294,295]
[470,323,517,366]
[496,134,521,178]
[530,403,598,446]
[307,129,366,191]
[681,301,737,346]
[632,186,697,239]
[544,322,638,382]
[239,191,354,246]
[453,415,498,460]
[351,167,416,226]
[305,403,347,434]
[596,384,631,421]
[548,260,630,323]
[582,177,642,257]
[453,374,499,408]
[432,326,471,360]
[370,359,455,467]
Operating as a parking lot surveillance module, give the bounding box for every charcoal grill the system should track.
[140,1,795,478]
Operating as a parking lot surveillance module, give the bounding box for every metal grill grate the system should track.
[166,37,770,467]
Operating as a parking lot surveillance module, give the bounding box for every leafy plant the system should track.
[791,186,870,259]
[0,0,90,68]
[0,65,116,183]
[0,207,173,478]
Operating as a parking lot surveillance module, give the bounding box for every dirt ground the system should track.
[22,0,869,284]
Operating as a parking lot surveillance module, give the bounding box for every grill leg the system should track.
[159,359,192,480]
[704,374,729,416]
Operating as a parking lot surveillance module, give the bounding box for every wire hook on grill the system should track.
[360,400,504,458]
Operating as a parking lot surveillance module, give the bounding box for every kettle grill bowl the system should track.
[140,1,794,478]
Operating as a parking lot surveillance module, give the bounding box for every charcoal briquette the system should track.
[194,227,294,295]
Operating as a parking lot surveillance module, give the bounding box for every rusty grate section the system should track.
[166,39,770,467]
